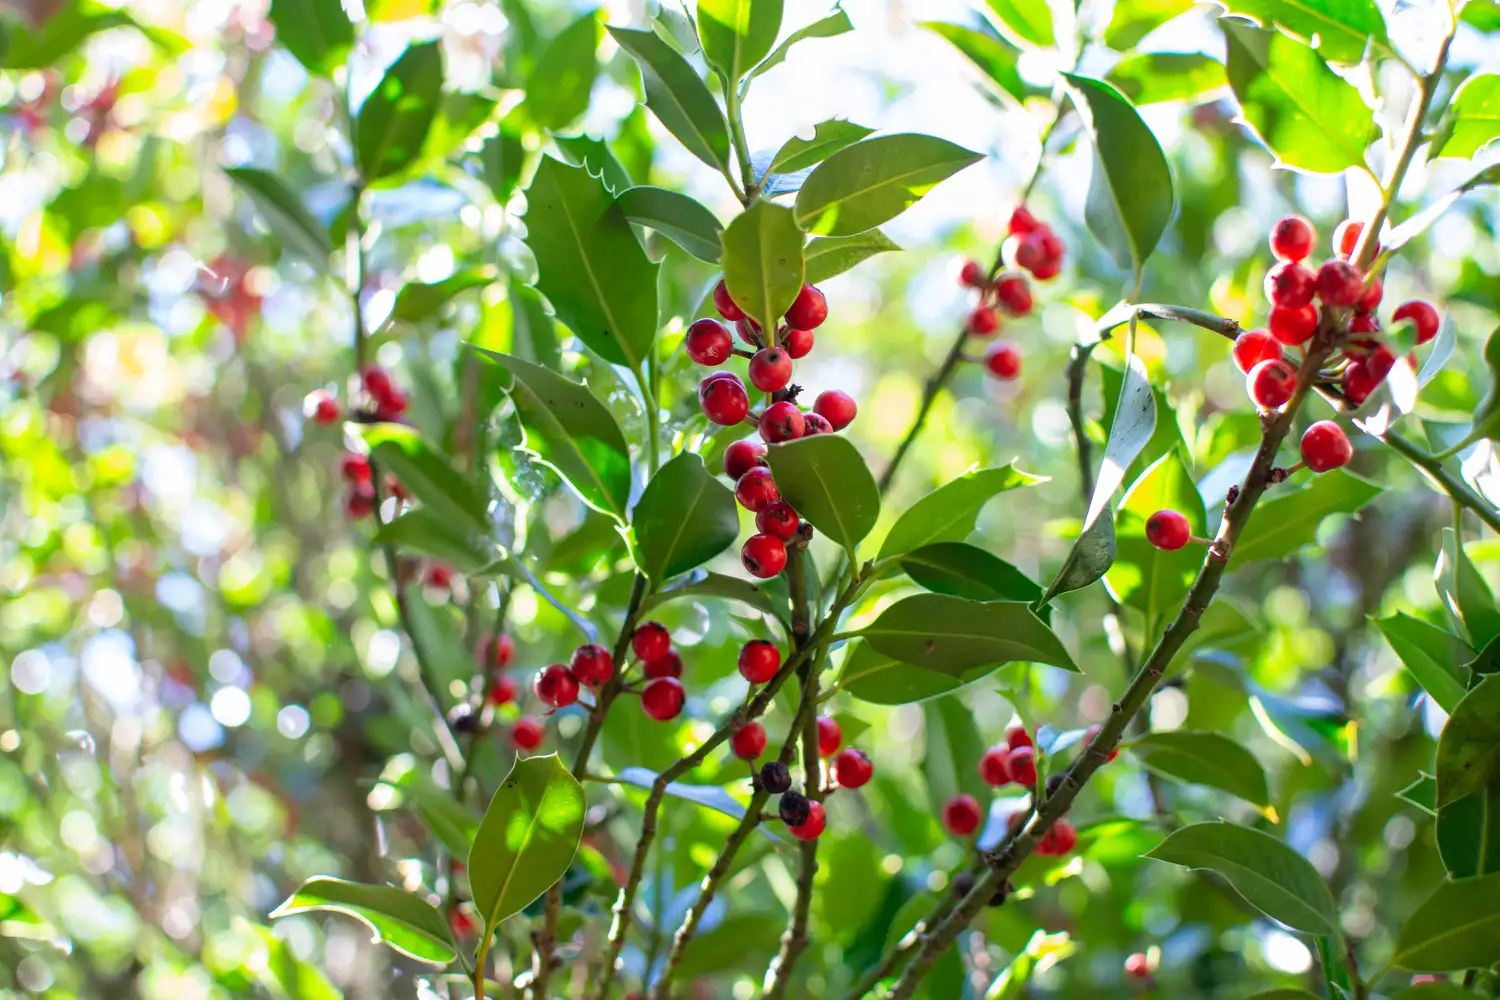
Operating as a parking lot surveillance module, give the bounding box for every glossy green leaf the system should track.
[1043,512,1118,602]
[1436,675,1500,808]
[356,41,445,182]
[1375,613,1471,714]
[1392,873,1500,971]
[1086,350,1157,529]
[1218,0,1390,64]
[1234,469,1383,563]
[900,542,1043,605]
[479,122,527,203]
[374,508,495,573]
[525,12,600,130]
[473,349,632,519]
[223,168,333,272]
[794,134,984,238]
[268,0,353,77]
[720,199,805,335]
[859,593,1078,674]
[749,5,853,80]
[766,434,879,553]
[412,789,483,858]
[1222,21,1375,174]
[1467,326,1500,442]
[553,133,633,196]
[1107,451,1205,624]
[878,465,1042,560]
[803,230,902,283]
[271,877,457,965]
[1437,527,1500,649]
[768,119,875,175]
[1105,0,1195,49]
[698,0,784,82]
[840,640,963,704]
[982,0,1053,47]
[607,26,731,173]
[1437,784,1500,878]
[1099,357,1183,479]
[631,453,739,582]
[919,21,1028,104]
[242,920,341,1000]
[1144,821,1338,934]
[1061,73,1175,276]
[639,571,780,617]
[388,268,496,325]
[1130,731,1271,807]
[922,697,988,816]
[522,156,659,369]
[1107,52,1227,106]
[360,424,490,537]
[469,754,587,931]
[616,186,724,263]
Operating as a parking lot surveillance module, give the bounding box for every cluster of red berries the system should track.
[693,280,857,580]
[527,621,691,724]
[956,206,1064,383]
[1235,216,1442,410]
[337,451,411,520]
[305,364,411,428]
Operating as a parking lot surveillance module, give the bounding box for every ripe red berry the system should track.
[632,621,671,662]
[1014,230,1047,272]
[1333,218,1364,258]
[735,467,780,512]
[995,275,1033,314]
[712,279,744,321]
[759,400,804,443]
[942,794,983,836]
[1393,300,1440,344]
[1037,228,1065,263]
[385,475,409,502]
[1264,261,1315,308]
[1269,215,1315,261]
[686,318,734,366]
[1300,420,1353,473]
[700,373,750,426]
[1029,256,1062,281]
[789,800,826,840]
[1360,342,1396,380]
[968,306,1000,336]
[738,641,781,684]
[832,748,873,788]
[533,664,579,708]
[1247,359,1297,409]
[1008,745,1038,786]
[783,326,814,359]
[1315,259,1364,308]
[817,716,842,756]
[1006,726,1033,750]
[362,365,395,402]
[755,501,800,540]
[341,453,372,483]
[1038,819,1078,856]
[1350,314,1381,336]
[731,721,767,759]
[345,484,376,519]
[569,643,614,687]
[724,439,768,479]
[1343,360,1381,405]
[1268,304,1318,345]
[813,390,857,431]
[1355,273,1383,314]
[643,648,683,679]
[741,533,788,578]
[1231,330,1282,374]
[748,347,793,392]
[802,413,833,435]
[959,258,987,288]
[735,318,763,346]
[426,563,454,589]
[984,342,1022,380]
[309,391,341,424]
[979,746,1012,786]
[785,284,827,330]
[482,632,516,670]
[1124,953,1151,980]
[1009,205,1040,236]
[449,908,476,938]
[488,674,518,706]
[1145,509,1191,551]
[641,677,685,721]
[512,716,544,750]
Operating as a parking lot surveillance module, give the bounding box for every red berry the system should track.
[1145,509,1191,551]
[1014,230,1047,272]
[1350,314,1381,336]
[748,347,793,392]
[1038,819,1078,856]
[995,275,1033,314]
[755,501,800,540]
[1029,256,1062,281]
[1361,343,1397,380]
[817,716,842,756]
[832,748,873,788]
[738,641,781,684]
[1038,229,1064,263]
[789,800,826,840]
[735,318,763,346]
[1355,273,1383,314]
[375,386,409,420]
[759,401,804,443]
[1005,726,1032,750]
[783,327,814,359]
[1268,304,1318,345]
[512,716,545,750]
[813,390,857,431]
[1247,359,1297,409]
[724,439,767,479]
[1009,205,1040,236]
[1264,261,1315,308]
[731,721,767,759]
[569,643,614,687]
[341,453,372,483]
[533,664,579,708]
[1008,746,1037,786]
[979,746,1012,786]
[686,318,734,366]
[1343,360,1381,405]
[959,258,986,288]
[309,391,341,424]
[984,342,1022,380]
[785,284,827,330]
[1315,259,1363,308]
[712,280,744,321]
[1393,300,1440,344]
[426,563,453,589]
[735,467,780,512]
[1124,953,1151,980]
[968,306,1000,336]
[741,533,788,578]
[362,365,395,402]
[631,621,671,662]
[643,648,683,679]
[641,677,685,721]
[1300,420,1353,473]
[449,909,476,938]
[1232,330,1283,374]
[1269,215,1316,261]
[1333,218,1364,258]
[700,373,750,426]
[488,675,518,706]
[345,484,376,519]
[942,794,983,836]
[386,475,409,502]
[801,413,833,435]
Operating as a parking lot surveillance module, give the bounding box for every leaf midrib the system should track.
[1157,848,1333,932]
[481,784,551,929]
[361,47,437,179]
[1266,0,1390,57]
[633,44,726,169]
[1251,43,1369,169]
[649,472,711,578]
[549,166,642,371]
[798,146,979,225]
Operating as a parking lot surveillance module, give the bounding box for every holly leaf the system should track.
[878,465,1043,560]
[631,453,739,582]
[1431,73,1500,160]
[899,542,1044,606]
[766,434,879,554]
[1436,675,1500,808]
[608,26,732,174]
[524,12,600,130]
[922,697,988,816]
[858,594,1078,675]
[803,231,902,283]
[919,21,1028,105]
[616,186,724,263]
[356,41,445,182]
[839,641,965,704]
[268,0,353,77]
[1436,784,1500,878]
[388,268,497,326]
[1437,527,1500,649]
[1107,52,1227,106]
[982,0,1053,47]
[794,134,983,238]
[271,877,457,966]
[1105,0,1195,49]
[1233,469,1383,563]
[1129,731,1271,808]
[749,5,853,80]
[1392,873,1500,971]
[360,424,490,538]
[223,168,334,272]
[719,199,805,337]
[1375,612,1472,714]
[697,0,784,82]
[768,119,875,175]
[1217,0,1390,64]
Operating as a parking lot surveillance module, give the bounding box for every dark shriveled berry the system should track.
[779,790,812,827]
[1045,774,1065,798]
[759,760,792,794]
[448,703,478,734]
[951,872,976,897]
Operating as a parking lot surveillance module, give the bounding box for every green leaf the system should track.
[878,465,1042,560]
[1129,731,1271,808]
[982,0,1053,47]
[794,134,984,238]
[1392,873,1500,971]
[553,134,632,196]
[1218,0,1390,64]
[639,571,781,618]
[1388,985,1493,1000]
[859,593,1078,675]
[469,754,587,932]
[1105,0,1195,49]
[615,186,724,264]
[1437,784,1500,878]
[1060,73,1175,276]
[360,424,490,537]
[607,26,731,174]
[803,230,902,283]
[356,41,445,182]
[268,0,354,77]
[1375,613,1471,714]
[412,789,483,858]
[1099,357,1183,479]
[374,508,495,573]
[922,697,988,816]
[1107,451,1206,624]
[900,542,1043,605]
[1144,821,1338,934]
[768,119,875,175]
[918,21,1028,105]
[1222,21,1375,174]
[525,12,600,130]
[766,434,879,553]
[1044,513,1118,601]
[698,0,784,82]
[1468,326,1500,443]
[473,349,632,519]
[631,453,739,582]
[522,156,660,369]
[1234,469,1383,563]
[840,640,964,704]
[271,877,458,966]
[1107,52,1227,106]
[1437,527,1500,649]
[1463,0,1500,31]
[1436,675,1500,808]
[1085,350,1157,529]
[0,1,135,70]
[388,268,497,325]
[719,199,805,336]
[222,168,333,272]
[749,5,853,80]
